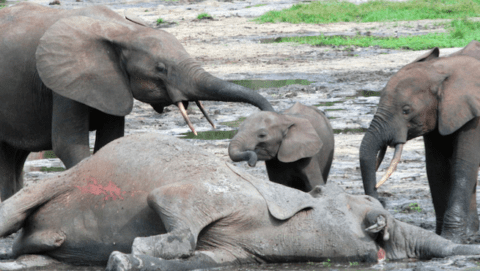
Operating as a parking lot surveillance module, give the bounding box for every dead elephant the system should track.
[0,134,478,270]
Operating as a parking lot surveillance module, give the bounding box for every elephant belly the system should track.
[18,190,165,265]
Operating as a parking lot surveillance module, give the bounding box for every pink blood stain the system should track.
[377,248,386,261]
[76,177,125,201]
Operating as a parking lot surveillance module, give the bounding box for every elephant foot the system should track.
[132,229,195,259]
[106,251,130,271]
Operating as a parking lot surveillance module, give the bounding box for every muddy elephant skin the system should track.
[228,102,334,191]
[0,134,479,270]
[360,40,480,243]
[0,3,273,201]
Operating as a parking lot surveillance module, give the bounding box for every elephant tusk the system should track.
[177,102,197,136]
[376,145,387,171]
[375,144,404,189]
[195,101,216,129]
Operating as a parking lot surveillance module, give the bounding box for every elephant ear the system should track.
[411,47,439,63]
[277,116,322,163]
[433,56,480,135]
[448,40,480,61]
[36,16,134,116]
[124,9,149,26]
[226,163,314,220]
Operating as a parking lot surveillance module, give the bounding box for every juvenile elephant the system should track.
[0,134,479,271]
[228,102,334,191]
[360,41,480,243]
[0,3,273,200]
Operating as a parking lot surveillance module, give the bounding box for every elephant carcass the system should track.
[0,134,478,270]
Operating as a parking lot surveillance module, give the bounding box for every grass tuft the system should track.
[156,18,165,24]
[197,13,213,20]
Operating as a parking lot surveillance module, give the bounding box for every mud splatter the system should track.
[76,177,126,201]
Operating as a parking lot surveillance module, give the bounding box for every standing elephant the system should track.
[0,133,479,271]
[0,3,273,201]
[228,102,334,192]
[360,41,480,243]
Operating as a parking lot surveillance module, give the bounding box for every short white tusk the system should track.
[375,144,404,189]
[177,102,197,136]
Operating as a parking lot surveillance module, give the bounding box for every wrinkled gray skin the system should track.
[0,3,273,201]
[229,103,334,191]
[0,134,478,271]
[360,41,480,243]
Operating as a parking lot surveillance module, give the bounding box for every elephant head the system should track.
[35,15,274,135]
[359,45,480,199]
[228,110,322,167]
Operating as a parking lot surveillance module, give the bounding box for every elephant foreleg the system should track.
[423,131,453,235]
[0,143,18,201]
[106,250,233,271]
[92,112,125,153]
[51,93,90,169]
[14,149,30,193]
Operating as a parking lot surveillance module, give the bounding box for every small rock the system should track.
[49,0,60,5]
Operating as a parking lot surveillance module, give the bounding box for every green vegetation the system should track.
[156,18,165,24]
[229,79,313,90]
[406,202,423,212]
[257,0,480,24]
[197,13,213,20]
[220,117,246,128]
[316,101,343,106]
[279,18,480,50]
[179,130,237,140]
[257,0,480,50]
[246,4,267,9]
[322,258,332,267]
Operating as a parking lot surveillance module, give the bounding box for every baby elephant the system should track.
[229,102,334,191]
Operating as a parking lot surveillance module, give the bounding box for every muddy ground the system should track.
[2,0,480,270]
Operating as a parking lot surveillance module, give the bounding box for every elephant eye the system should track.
[258,133,267,139]
[156,63,167,73]
[402,106,411,115]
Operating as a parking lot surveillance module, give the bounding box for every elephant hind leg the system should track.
[12,227,66,257]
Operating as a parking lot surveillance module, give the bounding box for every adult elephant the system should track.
[0,133,479,271]
[359,41,480,243]
[228,102,334,191]
[0,3,273,201]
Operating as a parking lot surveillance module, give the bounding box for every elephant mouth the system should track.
[176,100,215,135]
[254,148,275,160]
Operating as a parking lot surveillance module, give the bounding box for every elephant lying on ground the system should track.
[0,134,479,271]
[0,3,273,201]
[360,41,480,243]
[229,102,334,191]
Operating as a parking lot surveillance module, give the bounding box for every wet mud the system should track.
[1,0,479,270]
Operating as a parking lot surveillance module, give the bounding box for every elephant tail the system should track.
[0,169,75,237]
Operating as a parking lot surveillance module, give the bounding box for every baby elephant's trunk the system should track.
[228,139,258,167]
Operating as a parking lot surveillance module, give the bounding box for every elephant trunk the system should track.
[385,220,480,260]
[196,73,274,112]
[228,139,258,167]
[359,128,386,200]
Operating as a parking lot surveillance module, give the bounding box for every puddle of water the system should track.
[229,79,313,90]
[333,128,367,134]
[220,117,246,128]
[179,130,237,140]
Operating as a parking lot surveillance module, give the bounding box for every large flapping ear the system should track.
[277,115,322,163]
[124,9,149,26]
[411,47,440,63]
[433,57,480,135]
[36,16,134,116]
[448,40,480,61]
[226,163,314,220]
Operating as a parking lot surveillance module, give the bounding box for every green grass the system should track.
[156,18,165,24]
[246,4,267,9]
[257,0,480,24]
[197,13,213,20]
[279,18,480,50]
